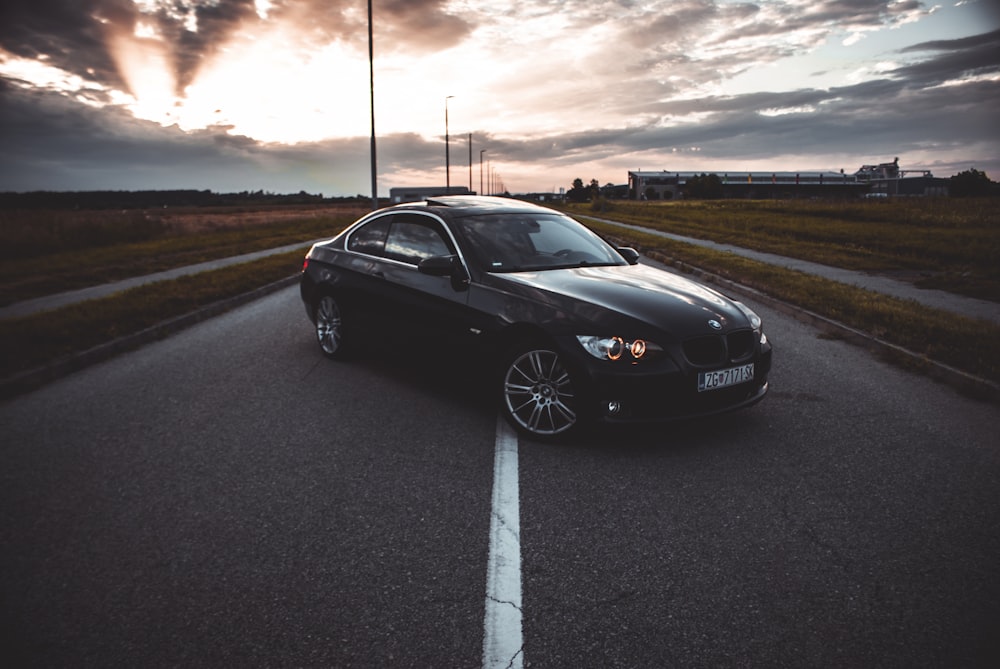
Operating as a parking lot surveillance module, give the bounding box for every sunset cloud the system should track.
[1,0,997,195]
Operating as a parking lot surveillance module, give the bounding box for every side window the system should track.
[384,215,453,265]
[347,216,392,256]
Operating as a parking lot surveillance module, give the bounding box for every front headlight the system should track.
[733,301,766,344]
[733,301,762,331]
[576,335,663,362]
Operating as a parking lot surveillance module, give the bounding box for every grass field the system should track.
[561,198,1000,301]
[0,204,362,306]
[1,198,998,390]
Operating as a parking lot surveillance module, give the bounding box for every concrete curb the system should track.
[626,242,1000,405]
[0,240,325,321]
[0,274,300,401]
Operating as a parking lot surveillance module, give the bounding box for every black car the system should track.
[300,196,771,439]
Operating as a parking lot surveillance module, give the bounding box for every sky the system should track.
[1,0,998,197]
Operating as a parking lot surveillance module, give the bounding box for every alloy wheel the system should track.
[316,295,344,358]
[503,348,577,436]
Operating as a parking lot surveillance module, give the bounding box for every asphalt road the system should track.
[2,285,998,668]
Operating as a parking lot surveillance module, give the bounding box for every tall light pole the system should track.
[479,149,486,196]
[367,0,377,210]
[445,95,454,193]
[468,133,472,193]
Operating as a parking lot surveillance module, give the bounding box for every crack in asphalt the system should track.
[503,647,524,669]
[486,595,523,612]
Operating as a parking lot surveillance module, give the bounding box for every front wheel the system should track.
[501,347,579,439]
[315,293,348,359]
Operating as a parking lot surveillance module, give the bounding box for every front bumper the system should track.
[563,341,772,424]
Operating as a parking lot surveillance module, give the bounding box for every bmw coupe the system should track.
[300,196,771,440]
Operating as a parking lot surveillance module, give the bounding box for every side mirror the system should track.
[418,254,456,276]
[418,254,471,291]
[617,247,640,265]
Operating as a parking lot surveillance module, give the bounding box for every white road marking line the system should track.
[483,418,524,669]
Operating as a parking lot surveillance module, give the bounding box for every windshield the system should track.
[452,213,627,272]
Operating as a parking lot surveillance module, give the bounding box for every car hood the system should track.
[496,263,751,338]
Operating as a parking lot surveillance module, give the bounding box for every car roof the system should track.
[386,195,556,218]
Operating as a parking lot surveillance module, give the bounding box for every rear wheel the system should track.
[315,294,348,359]
[501,346,578,439]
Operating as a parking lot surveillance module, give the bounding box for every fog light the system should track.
[607,400,623,416]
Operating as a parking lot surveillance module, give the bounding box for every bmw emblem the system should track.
[708,319,722,330]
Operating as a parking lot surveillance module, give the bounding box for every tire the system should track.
[315,293,348,359]
[501,345,579,439]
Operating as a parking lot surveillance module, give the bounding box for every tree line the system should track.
[566,178,623,202]
[948,168,997,197]
[0,190,370,210]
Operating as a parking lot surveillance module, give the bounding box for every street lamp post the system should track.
[367,0,377,210]
[445,95,454,193]
[468,133,472,193]
[480,149,486,196]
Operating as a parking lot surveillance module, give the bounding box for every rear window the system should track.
[347,216,391,255]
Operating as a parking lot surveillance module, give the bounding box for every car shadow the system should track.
[344,340,498,418]
[521,403,769,458]
[321,336,765,454]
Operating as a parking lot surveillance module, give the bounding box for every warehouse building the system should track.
[627,159,947,200]
[629,170,866,200]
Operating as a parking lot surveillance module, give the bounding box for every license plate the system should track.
[697,363,754,392]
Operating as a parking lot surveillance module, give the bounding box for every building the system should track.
[855,158,948,197]
[627,159,948,200]
[389,186,473,204]
[628,170,867,200]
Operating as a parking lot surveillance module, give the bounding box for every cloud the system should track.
[374,0,475,54]
[1,0,998,194]
[0,82,372,193]
[0,0,473,98]
[894,27,1000,85]
[0,0,128,89]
